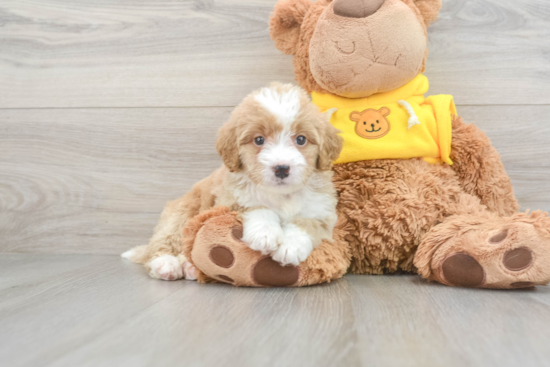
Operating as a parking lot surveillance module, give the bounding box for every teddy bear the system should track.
[182,0,550,289]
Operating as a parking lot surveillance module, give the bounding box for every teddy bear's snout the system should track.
[333,0,385,18]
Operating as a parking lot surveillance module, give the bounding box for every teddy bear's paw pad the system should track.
[217,275,235,284]
[252,257,300,287]
[209,245,235,268]
[441,253,485,288]
[231,225,243,241]
[148,255,184,281]
[502,247,533,271]
[488,229,508,244]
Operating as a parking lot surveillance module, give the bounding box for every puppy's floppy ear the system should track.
[216,119,241,172]
[317,110,343,171]
[413,0,442,27]
[269,0,313,55]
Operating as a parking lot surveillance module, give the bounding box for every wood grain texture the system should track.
[427,0,550,104]
[0,254,549,367]
[1,0,550,108]
[0,107,229,254]
[1,105,550,255]
[347,275,550,366]
[0,254,188,367]
[1,0,549,365]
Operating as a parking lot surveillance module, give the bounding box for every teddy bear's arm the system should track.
[449,116,519,216]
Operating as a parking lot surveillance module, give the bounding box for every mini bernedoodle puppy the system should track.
[122,83,343,281]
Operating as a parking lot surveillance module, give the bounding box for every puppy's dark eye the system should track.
[296,135,307,146]
[363,122,366,125]
[254,136,265,146]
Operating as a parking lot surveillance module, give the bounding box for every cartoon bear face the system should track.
[270,0,442,98]
[350,107,391,139]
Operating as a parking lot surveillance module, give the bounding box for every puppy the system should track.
[122,83,343,280]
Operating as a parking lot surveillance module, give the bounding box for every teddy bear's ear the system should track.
[269,0,314,55]
[413,0,442,27]
[379,107,391,116]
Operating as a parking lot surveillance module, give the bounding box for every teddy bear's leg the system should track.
[182,207,350,287]
[414,193,550,289]
[449,116,519,216]
[332,159,466,275]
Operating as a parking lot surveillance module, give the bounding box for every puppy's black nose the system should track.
[274,165,290,179]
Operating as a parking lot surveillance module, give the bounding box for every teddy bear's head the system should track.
[270,0,441,98]
[350,107,391,139]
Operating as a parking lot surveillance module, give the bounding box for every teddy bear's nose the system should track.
[333,0,385,18]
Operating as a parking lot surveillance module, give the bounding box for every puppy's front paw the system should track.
[243,223,284,255]
[242,210,283,255]
[147,255,185,281]
[272,224,313,266]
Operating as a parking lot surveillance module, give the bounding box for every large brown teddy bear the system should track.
[183,0,550,289]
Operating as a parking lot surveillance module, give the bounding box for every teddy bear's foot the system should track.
[182,207,350,287]
[183,208,300,286]
[415,211,550,289]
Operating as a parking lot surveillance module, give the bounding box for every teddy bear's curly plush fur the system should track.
[265,0,550,289]
[180,0,550,289]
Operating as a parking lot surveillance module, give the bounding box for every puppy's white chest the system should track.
[273,194,305,221]
[272,190,330,223]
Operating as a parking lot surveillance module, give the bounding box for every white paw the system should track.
[242,210,284,255]
[148,255,184,281]
[180,255,198,281]
[271,224,313,266]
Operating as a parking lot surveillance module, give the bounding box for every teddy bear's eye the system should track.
[254,136,265,146]
[376,120,379,123]
[363,122,366,125]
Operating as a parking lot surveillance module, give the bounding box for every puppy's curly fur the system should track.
[122,83,342,280]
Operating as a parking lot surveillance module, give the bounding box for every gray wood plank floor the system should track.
[2,0,550,365]
[1,253,549,367]
[1,0,549,107]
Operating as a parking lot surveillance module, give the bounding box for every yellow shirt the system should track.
[311,74,457,165]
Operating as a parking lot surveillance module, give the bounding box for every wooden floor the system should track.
[1,253,549,367]
[2,0,550,366]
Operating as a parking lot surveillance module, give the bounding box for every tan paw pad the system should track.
[217,275,235,283]
[488,229,508,244]
[503,247,533,271]
[441,253,486,288]
[209,246,235,268]
[252,257,300,287]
